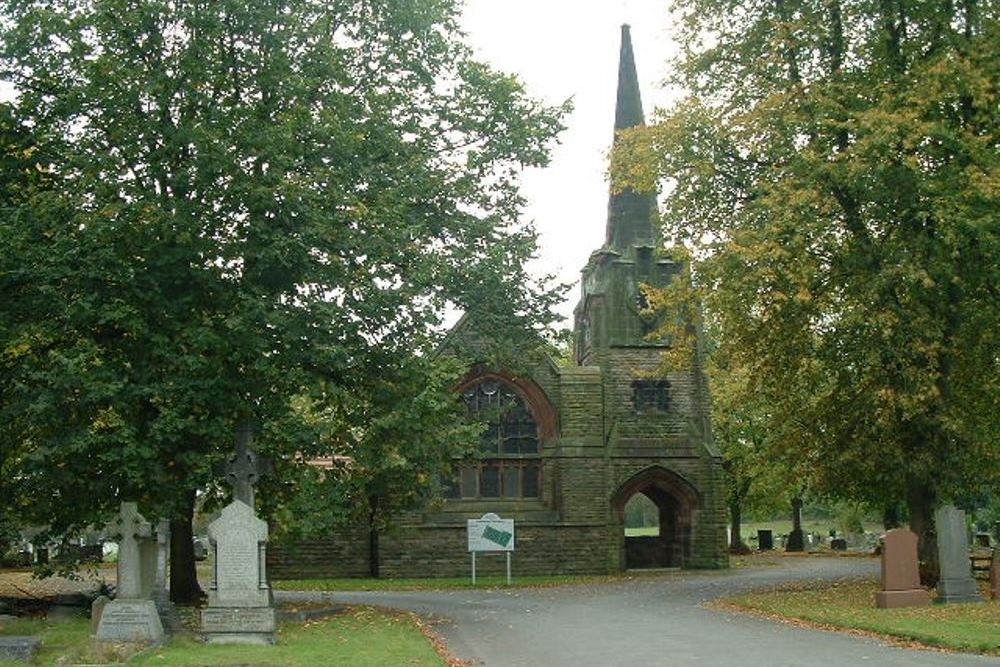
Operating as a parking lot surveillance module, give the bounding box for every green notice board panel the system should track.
[467,513,515,552]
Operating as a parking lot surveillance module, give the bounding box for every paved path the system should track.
[278,557,998,667]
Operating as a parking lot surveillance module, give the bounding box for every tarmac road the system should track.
[278,557,998,667]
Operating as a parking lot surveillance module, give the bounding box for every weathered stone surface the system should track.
[875,529,929,609]
[94,600,164,643]
[934,504,981,604]
[0,637,40,662]
[108,502,152,600]
[203,608,275,633]
[207,501,270,608]
[202,500,274,644]
[91,595,110,634]
[97,502,163,644]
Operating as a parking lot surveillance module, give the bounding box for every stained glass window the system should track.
[445,378,541,499]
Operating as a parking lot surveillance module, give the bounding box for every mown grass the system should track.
[0,606,446,666]
[721,578,999,655]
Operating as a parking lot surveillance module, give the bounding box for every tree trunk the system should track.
[368,523,380,579]
[728,500,749,554]
[883,502,901,530]
[906,480,939,586]
[169,489,203,604]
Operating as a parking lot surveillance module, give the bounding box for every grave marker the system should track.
[875,529,929,608]
[201,424,275,644]
[934,504,981,604]
[757,529,773,551]
[95,502,164,643]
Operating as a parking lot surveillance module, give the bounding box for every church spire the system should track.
[605,24,655,251]
[614,24,644,131]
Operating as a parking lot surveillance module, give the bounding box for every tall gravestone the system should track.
[785,498,805,552]
[201,424,275,644]
[152,520,178,632]
[757,529,773,551]
[875,529,929,608]
[934,504,980,603]
[95,503,164,643]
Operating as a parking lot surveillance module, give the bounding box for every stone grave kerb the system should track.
[207,500,270,608]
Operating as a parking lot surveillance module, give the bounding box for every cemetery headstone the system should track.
[95,503,164,643]
[875,529,930,608]
[201,424,275,645]
[830,538,847,551]
[786,498,805,552]
[974,533,990,548]
[934,504,981,604]
[0,637,40,663]
[990,550,998,601]
[757,529,773,551]
[152,521,178,633]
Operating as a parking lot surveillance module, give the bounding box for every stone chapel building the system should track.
[269,26,728,578]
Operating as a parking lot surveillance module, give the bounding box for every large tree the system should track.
[0,0,565,599]
[615,1,999,581]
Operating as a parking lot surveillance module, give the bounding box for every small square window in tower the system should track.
[632,379,670,414]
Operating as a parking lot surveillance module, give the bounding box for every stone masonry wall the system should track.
[268,523,612,579]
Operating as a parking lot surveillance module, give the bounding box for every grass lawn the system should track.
[719,578,1000,655]
[0,606,448,667]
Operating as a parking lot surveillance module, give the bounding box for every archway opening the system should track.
[624,492,659,537]
[612,467,700,570]
[621,488,680,568]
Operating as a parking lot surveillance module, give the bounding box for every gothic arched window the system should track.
[446,378,541,500]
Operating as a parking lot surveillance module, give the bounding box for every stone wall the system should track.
[268,522,613,579]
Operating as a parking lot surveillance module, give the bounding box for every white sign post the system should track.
[467,513,515,585]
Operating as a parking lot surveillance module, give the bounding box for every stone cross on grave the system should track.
[223,422,272,507]
[109,502,152,599]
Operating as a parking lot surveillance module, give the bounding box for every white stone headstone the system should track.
[201,500,274,644]
[96,503,164,644]
[208,501,270,608]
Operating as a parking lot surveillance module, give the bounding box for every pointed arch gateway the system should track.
[611,466,701,569]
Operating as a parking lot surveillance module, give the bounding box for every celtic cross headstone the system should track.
[95,503,164,643]
[201,422,276,644]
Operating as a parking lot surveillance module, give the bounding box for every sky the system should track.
[0,1,683,325]
[459,1,682,323]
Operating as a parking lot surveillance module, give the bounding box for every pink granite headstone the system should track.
[875,529,930,608]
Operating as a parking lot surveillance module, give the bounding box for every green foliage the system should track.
[615,0,1000,517]
[0,0,566,538]
[265,355,478,541]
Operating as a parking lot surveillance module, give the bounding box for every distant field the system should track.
[625,521,883,540]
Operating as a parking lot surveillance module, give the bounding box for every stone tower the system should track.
[571,24,727,570]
